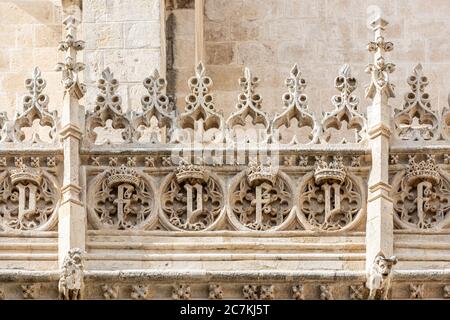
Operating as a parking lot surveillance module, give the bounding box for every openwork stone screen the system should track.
[0,1,450,300]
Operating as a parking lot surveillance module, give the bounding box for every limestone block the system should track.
[0,50,10,72]
[204,20,230,41]
[83,0,107,23]
[285,0,321,18]
[0,25,16,48]
[205,42,235,65]
[106,0,160,22]
[205,0,242,22]
[85,23,123,49]
[0,1,54,25]
[236,42,276,66]
[15,25,35,48]
[124,21,161,49]
[34,24,62,48]
[103,49,160,82]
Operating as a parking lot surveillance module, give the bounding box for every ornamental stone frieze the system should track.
[228,161,294,231]
[297,156,365,232]
[87,165,157,230]
[0,157,61,232]
[160,160,225,231]
[391,154,450,230]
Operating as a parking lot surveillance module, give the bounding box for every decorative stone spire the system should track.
[321,64,366,144]
[227,67,270,131]
[395,64,439,141]
[365,17,395,101]
[272,64,320,145]
[364,13,396,280]
[178,62,223,133]
[55,15,86,99]
[13,67,57,143]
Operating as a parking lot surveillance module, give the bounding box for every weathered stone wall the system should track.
[83,0,162,112]
[0,0,63,117]
[167,0,450,120]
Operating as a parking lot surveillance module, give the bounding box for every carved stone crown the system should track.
[406,155,440,186]
[10,165,42,186]
[314,156,346,185]
[246,161,277,187]
[176,162,208,183]
[106,165,140,187]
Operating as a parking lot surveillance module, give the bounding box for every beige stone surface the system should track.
[0,0,449,301]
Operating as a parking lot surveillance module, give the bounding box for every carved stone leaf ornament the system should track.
[87,165,157,230]
[391,155,450,230]
[321,64,367,144]
[226,68,270,143]
[0,165,60,231]
[160,160,226,231]
[271,64,320,145]
[228,161,294,231]
[297,156,365,231]
[132,69,176,144]
[176,62,224,144]
[85,68,132,144]
[11,67,58,144]
[395,64,439,141]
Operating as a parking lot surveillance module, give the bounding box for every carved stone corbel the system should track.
[58,248,85,300]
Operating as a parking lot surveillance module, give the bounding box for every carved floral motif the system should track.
[133,69,175,144]
[11,68,58,144]
[321,65,366,144]
[0,165,60,231]
[395,64,439,141]
[391,155,450,230]
[272,64,320,145]
[87,165,157,230]
[160,161,225,231]
[86,68,132,144]
[298,156,363,231]
[229,162,294,231]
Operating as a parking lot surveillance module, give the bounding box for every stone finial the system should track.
[394,64,439,141]
[56,15,86,98]
[365,15,395,100]
[321,65,366,144]
[178,62,223,134]
[12,67,57,144]
[272,64,320,145]
[226,67,270,132]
